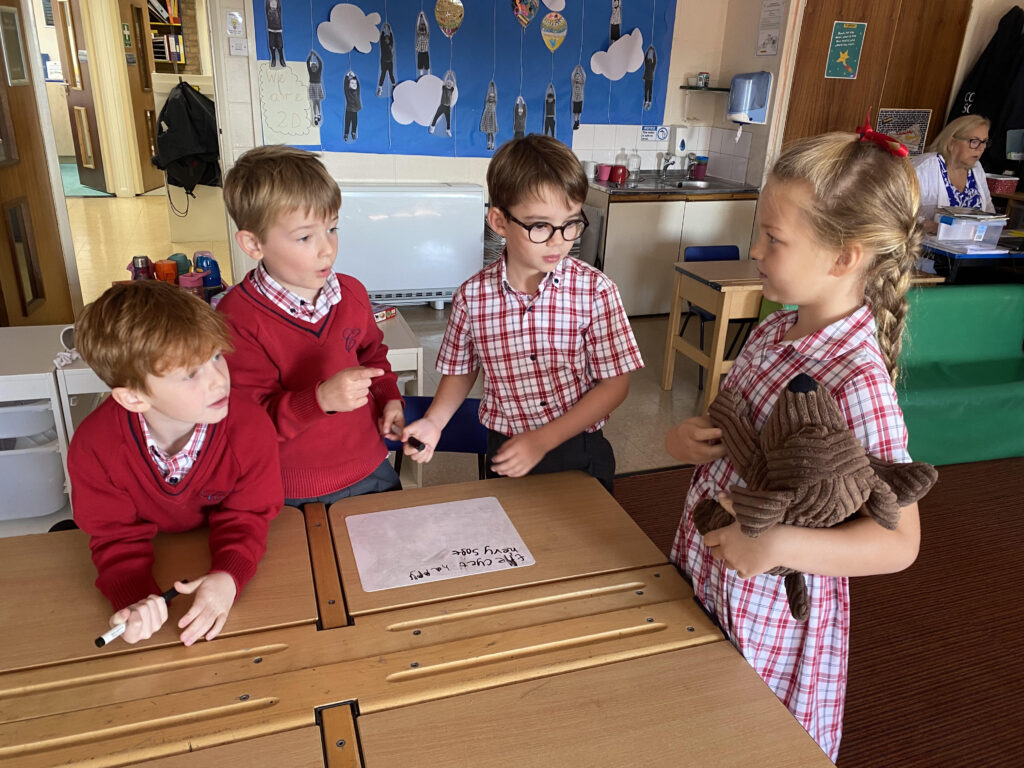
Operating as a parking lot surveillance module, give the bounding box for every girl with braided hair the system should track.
[663,129,923,761]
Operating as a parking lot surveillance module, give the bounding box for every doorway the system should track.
[27,0,232,305]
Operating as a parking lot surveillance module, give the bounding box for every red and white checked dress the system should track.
[670,305,911,761]
[437,255,643,436]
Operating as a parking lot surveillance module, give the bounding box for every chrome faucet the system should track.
[659,155,677,179]
[681,152,698,180]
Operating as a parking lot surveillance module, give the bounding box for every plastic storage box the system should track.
[0,400,67,520]
[934,214,1007,244]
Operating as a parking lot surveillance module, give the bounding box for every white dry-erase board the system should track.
[345,496,535,592]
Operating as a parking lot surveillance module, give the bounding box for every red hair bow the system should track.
[856,111,909,158]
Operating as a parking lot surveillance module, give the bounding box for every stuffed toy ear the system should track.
[729,486,796,537]
[691,498,734,536]
[868,457,939,506]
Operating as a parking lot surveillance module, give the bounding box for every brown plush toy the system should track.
[692,373,938,621]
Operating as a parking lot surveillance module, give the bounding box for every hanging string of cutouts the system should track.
[385,0,391,149]
[634,0,659,152]
[492,0,497,81]
[309,0,322,151]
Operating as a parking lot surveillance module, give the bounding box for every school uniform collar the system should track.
[767,303,876,362]
[251,262,341,323]
[496,249,566,296]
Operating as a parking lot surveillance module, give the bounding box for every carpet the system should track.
[613,458,1024,767]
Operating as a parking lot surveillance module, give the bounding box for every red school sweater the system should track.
[216,271,402,499]
[68,394,284,612]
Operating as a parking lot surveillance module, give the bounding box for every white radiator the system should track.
[334,184,485,306]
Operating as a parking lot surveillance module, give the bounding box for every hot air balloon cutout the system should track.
[511,0,538,138]
[479,0,498,151]
[541,12,566,52]
[435,0,463,38]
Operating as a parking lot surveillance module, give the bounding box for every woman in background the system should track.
[912,115,995,222]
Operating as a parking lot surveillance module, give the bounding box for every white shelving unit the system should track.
[0,326,72,527]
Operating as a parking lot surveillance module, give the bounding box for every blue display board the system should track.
[253,0,676,157]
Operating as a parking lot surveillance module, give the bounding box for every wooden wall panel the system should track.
[783,0,902,145]
[879,0,972,147]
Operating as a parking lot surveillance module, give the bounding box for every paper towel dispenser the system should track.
[727,71,772,125]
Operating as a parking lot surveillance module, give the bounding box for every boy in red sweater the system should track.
[218,145,405,505]
[69,281,283,646]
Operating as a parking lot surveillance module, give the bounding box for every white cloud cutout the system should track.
[317,3,381,54]
[543,0,565,11]
[590,28,644,81]
[391,75,460,126]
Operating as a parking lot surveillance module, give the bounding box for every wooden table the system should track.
[661,260,948,412]
[0,474,831,767]
[661,260,764,412]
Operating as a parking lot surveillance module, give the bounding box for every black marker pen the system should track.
[95,584,182,647]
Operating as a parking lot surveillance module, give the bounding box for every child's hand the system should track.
[110,593,169,644]
[317,366,384,413]
[703,493,781,578]
[490,431,551,478]
[400,417,442,463]
[378,399,405,439]
[664,415,726,465]
[174,573,237,646]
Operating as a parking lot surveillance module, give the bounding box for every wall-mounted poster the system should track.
[877,108,931,155]
[824,20,865,80]
[252,0,677,157]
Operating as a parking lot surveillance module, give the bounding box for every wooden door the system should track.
[0,0,73,325]
[783,0,970,147]
[53,0,106,192]
[783,0,900,145]
[120,0,163,191]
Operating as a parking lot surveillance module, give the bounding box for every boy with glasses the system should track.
[402,134,643,492]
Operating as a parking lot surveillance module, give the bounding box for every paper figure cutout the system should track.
[266,0,285,67]
[480,81,498,150]
[377,21,395,97]
[392,74,459,127]
[642,44,656,110]
[344,71,361,141]
[513,95,527,139]
[571,64,585,129]
[591,28,644,81]
[318,3,381,55]
[511,0,538,29]
[306,51,325,126]
[435,0,464,39]
[543,0,565,11]
[543,83,556,137]
[430,70,458,136]
[541,13,567,52]
[415,11,430,77]
[609,0,621,42]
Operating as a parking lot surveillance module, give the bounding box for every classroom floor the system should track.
[0,195,711,537]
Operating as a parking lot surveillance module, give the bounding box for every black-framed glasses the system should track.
[500,208,589,243]
[960,136,991,150]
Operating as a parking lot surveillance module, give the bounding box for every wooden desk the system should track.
[357,642,831,767]
[0,507,316,673]
[661,260,764,412]
[661,260,949,411]
[0,473,828,767]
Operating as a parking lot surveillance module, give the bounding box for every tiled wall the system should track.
[705,126,750,182]
[571,124,712,170]
[571,123,748,182]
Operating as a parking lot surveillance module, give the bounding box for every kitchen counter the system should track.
[589,174,759,202]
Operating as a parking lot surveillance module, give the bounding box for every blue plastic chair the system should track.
[678,245,755,389]
[384,396,489,479]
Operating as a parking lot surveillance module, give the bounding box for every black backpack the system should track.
[152,81,221,196]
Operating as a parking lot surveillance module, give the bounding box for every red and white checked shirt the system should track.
[139,417,209,486]
[436,255,643,436]
[250,262,341,324]
[670,305,911,761]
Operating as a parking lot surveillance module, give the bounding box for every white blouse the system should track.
[912,152,995,221]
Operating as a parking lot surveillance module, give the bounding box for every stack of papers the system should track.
[922,236,1008,254]
[936,206,1008,221]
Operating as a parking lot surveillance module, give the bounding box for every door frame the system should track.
[9,0,83,317]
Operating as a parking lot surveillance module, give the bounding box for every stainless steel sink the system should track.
[624,177,714,190]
